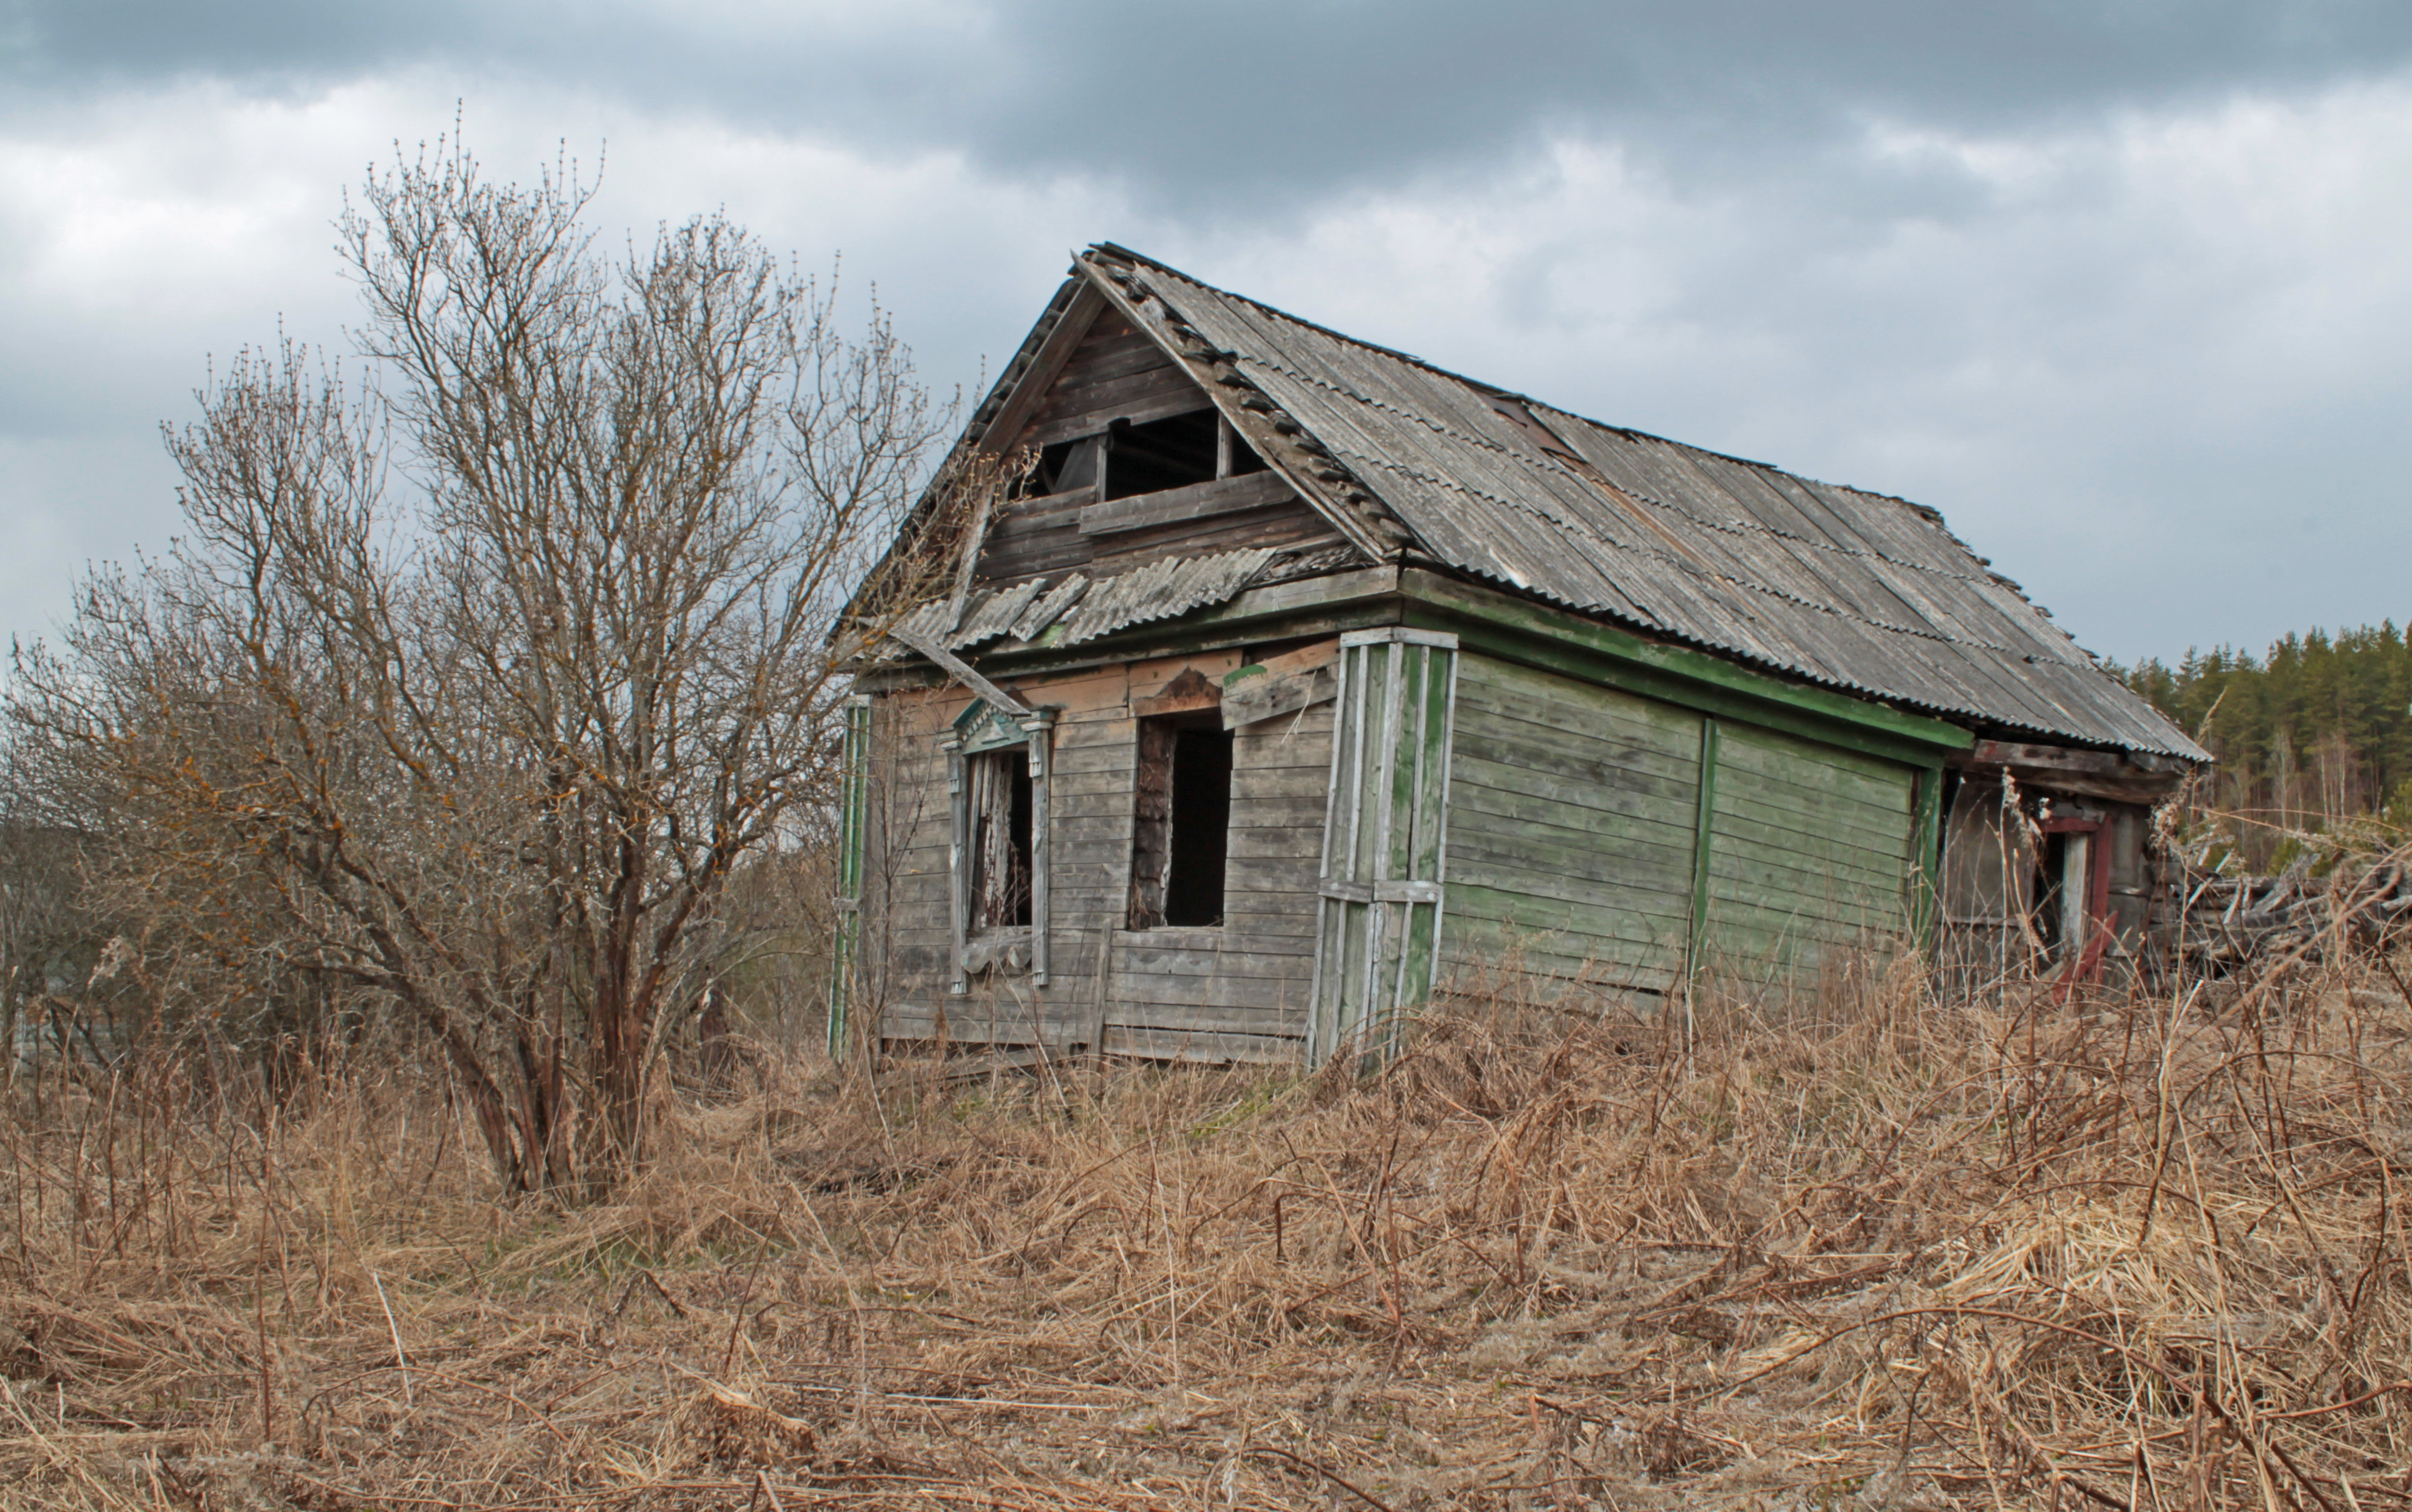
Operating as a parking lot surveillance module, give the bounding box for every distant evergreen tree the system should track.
[2120,622,2412,860]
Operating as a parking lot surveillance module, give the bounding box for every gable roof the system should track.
[910,246,2203,762]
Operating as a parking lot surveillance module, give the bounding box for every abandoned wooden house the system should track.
[827,245,2208,1065]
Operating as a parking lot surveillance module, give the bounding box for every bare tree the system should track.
[6,139,948,1191]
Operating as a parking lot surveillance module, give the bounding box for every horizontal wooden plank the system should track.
[1226,793,1327,827]
[1714,782,1914,856]
[1224,838,1322,874]
[1711,757,1912,822]
[1109,937,1314,978]
[992,484,1100,527]
[1707,809,1911,886]
[1439,927,1681,994]
[1702,876,1902,931]
[1450,757,1700,843]
[1077,470,1297,536]
[1053,745,1138,780]
[1715,891,1901,949]
[1224,854,1320,886]
[1231,768,1330,803]
[1224,663,1336,729]
[1716,725,1915,810]
[1446,824,1696,896]
[1443,879,1697,947]
[1096,1025,1303,1065]
[1721,716,1917,782]
[1459,654,1707,740]
[1103,1000,1308,1036]
[1025,390,1215,450]
[1051,334,1172,390]
[1031,362,1197,430]
[1452,702,1703,791]
[1705,867,1901,931]
[1084,509,1338,576]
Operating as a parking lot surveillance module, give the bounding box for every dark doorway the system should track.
[1129,717,1233,928]
[1164,727,1234,926]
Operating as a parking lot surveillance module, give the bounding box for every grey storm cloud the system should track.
[3,1,2410,667]
[12,1,2412,200]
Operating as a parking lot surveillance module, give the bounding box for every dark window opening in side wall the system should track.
[1128,715,1232,928]
[969,747,1033,929]
[1102,412,1264,501]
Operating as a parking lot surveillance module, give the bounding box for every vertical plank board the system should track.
[1308,629,1458,1066]
[1025,709,1055,984]
[826,694,873,1052]
[1685,717,1720,989]
[945,741,969,997]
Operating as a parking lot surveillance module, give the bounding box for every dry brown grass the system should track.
[5,956,2412,1510]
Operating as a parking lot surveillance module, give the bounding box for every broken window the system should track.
[1100,412,1265,501]
[947,699,1055,994]
[967,747,1033,930]
[1128,715,1233,928]
[1038,435,1104,495]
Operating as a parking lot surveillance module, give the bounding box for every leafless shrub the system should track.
[4,135,951,1192]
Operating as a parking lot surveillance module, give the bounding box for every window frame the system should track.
[946,701,1054,993]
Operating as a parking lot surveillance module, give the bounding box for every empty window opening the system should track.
[1038,435,1103,496]
[969,748,1033,929]
[1102,412,1264,500]
[1128,717,1233,928]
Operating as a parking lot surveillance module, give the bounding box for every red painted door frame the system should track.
[2038,815,2114,990]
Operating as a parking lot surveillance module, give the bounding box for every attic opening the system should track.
[1039,412,1264,502]
[968,747,1033,930]
[1128,714,1233,929]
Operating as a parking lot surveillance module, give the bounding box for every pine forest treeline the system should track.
[2122,622,2412,855]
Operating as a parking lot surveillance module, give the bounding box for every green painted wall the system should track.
[1696,721,1917,982]
[1443,652,1922,999]
[1444,654,1704,993]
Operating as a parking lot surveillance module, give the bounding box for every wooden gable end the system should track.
[972,306,1347,589]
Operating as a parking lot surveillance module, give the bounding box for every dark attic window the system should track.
[968,747,1033,929]
[1128,716,1233,929]
[1039,435,1102,496]
[1102,412,1265,501]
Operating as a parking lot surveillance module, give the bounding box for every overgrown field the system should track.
[5,960,2411,1510]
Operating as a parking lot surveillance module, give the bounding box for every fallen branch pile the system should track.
[2179,851,2412,970]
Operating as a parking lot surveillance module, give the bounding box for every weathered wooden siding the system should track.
[1440,654,1704,994]
[866,643,1925,1055]
[1440,652,1920,1000]
[971,309,1344,586]
[1697,724,1917,980]
[866,652,1326,1063]
[1104,697,1331,1060]
[1935,778,2035,992]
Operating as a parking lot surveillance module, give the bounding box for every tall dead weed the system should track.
[4,956,2411,1508]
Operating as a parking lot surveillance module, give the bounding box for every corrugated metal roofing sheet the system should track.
[1094,250,2204,761]
[882,549,1278,661]
[1053,549,1278,646]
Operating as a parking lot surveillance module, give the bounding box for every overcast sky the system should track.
[5,1,2410,669]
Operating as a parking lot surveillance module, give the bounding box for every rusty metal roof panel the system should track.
[1095,248,2204,761]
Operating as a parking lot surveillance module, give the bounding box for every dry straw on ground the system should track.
[5,953,2411,1510]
